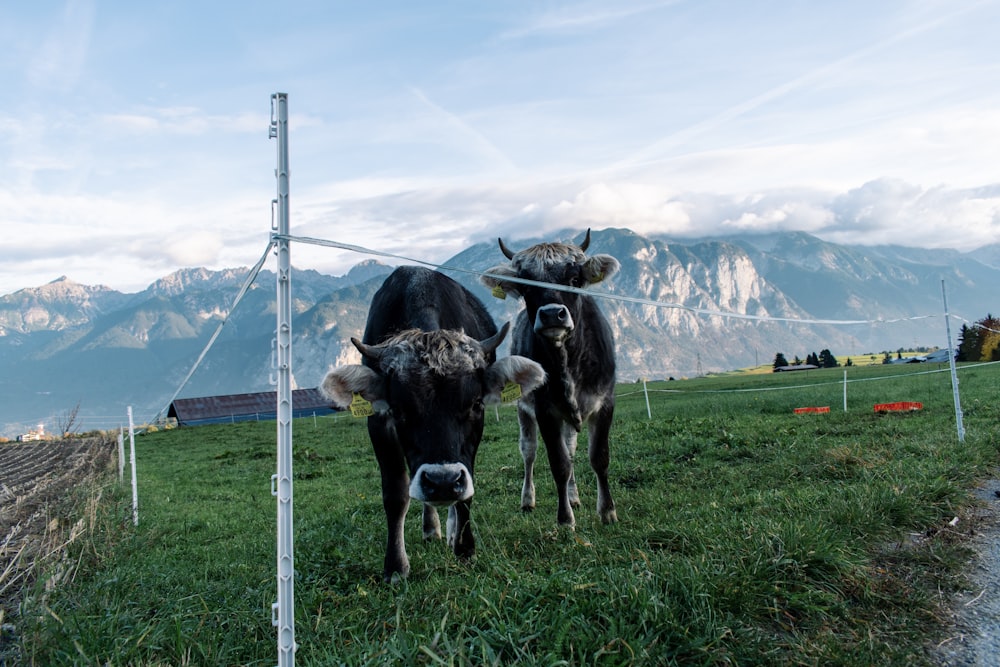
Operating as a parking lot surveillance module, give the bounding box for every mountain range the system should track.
[1,228,996,437]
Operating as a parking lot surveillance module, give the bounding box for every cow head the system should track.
[320,323,545,506]
[481,229,620,347]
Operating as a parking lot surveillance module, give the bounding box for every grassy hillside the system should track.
[19,362,1000,665]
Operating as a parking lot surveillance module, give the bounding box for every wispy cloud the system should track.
[2,1,1000,295]
[101,108,266,136]
[27,0,94,93]
[612,0,994,174]
[408,87,519,175]
[501,0,680,39]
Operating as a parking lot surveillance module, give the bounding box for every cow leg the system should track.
[538,416,576,528]
[422,504,442,540]
[563,423,580,508]
[587,404,618,524]
[447,501,475,560]
[517,404,538,512]
[379,467,411,582]
[370,419,411,582]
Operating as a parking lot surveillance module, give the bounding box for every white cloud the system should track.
[502,0,680,39]
[101,108,267,136]
[26,0,94,92]
[4,1,1000,296]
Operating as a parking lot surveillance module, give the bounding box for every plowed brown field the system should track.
[0,436,116,661]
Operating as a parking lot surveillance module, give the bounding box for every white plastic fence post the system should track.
[843,370,847,412]
[127,406,138,526]
[941,280,966,443]
[118,426,125,482]
[643,378,652,419]
[270,91,296,667]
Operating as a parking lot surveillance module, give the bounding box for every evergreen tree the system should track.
[806,352,819,366]
[956,324,977,362]
[773,352,789,369]
[819,349,839,368]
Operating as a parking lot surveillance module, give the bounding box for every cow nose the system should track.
[536,304,574,331]
[417,464,472,505]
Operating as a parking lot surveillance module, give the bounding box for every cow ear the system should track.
[582,254,620,285]
[320,365,388,412]
[480,265,522,299]
[483,356,546,405]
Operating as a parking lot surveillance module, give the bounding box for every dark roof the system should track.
[773,364,819,372]
[167,388,336,426]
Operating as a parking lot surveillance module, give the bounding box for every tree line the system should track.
[956,313,1000,362]
[772,349,841,369]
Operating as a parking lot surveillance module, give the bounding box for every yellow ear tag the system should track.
[491,284,507,300]
[589,272,605,284]
[350,393,375,418]
[500,382,522,403]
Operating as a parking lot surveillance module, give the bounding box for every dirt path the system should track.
[932,478,1000,666]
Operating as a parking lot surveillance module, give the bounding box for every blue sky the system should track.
[2,0,999,295]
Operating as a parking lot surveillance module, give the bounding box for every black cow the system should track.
[481,230,619,528]
[320,266,545,582]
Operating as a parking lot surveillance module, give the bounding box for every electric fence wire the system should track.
[137,233,986,427]
[613,359,1000,399]
[275,234,956,327]
[149,240,276,425]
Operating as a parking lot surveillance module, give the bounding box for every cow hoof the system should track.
[521,503,535,513]
[557,516,576,530]
[385,564,410,584]
[452,535,476,560]
[600,508,618,524]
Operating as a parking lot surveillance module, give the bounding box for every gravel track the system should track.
[932,478,1000,667]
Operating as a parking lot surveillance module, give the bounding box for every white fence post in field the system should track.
[127,406,138,526]
[843,370,847,412]
[941,280,966,443]
[643,378,652,419]
[270,91,296,667]
[118,426,125,482]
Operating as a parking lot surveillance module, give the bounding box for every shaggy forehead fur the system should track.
[512,242,585,276]
[377,329,487,379]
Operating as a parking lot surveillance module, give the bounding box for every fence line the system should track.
[276,233,958,328]
[613,359,1000,399]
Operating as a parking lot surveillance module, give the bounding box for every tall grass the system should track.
[20,362,1000,665]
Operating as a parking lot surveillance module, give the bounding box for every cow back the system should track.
[363,267,498,361]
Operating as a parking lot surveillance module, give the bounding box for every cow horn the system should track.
[579,228,591,252]
[479,322,510,355]
[351,337,386,363]
[498,237,516,260]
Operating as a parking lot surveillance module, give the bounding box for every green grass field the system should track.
[21,361,1000,666]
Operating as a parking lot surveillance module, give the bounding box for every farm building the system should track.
[773,364,819,372]
[16,424,47,442]
[167,388,337,426]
